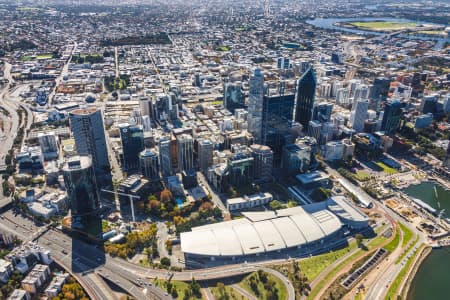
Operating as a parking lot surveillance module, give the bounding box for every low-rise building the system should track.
[21,264,51,294]
[45,273,69,298]
[296,171,330,189]
[227,192,273,211]
[7,289,30,300]
[0,259,13,283]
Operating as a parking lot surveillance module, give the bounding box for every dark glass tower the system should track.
[224,82,245,112]
[262,94,295,158]
[119,123,144,172]
[63,156,99,216]
[295,67,317,129]
[381,100,403,135]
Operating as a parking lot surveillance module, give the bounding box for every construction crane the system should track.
[101,189,140,222]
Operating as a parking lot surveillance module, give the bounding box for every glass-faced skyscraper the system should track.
[69,108,110,175]
[248,68,265,143]
[295,67,317,129]
[63,155,99,216]
[261,94,295,158]
[381,100,403,135]
[119,123,144,172]
[224,82,245,112]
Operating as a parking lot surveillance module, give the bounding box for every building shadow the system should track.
[64,214,106,274]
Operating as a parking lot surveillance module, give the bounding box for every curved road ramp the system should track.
[341,248,388,289]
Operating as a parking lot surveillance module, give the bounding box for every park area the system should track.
[347,21,418,32]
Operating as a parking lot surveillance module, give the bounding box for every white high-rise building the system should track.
[350,99,369,133]
[336,88,350,106]
[177,134,194,172]
[248,68,265,143]
[353,84,370,104]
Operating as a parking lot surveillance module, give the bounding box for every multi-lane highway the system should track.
[0,209,298,300]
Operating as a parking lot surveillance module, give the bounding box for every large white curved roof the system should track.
[181,205,343,257]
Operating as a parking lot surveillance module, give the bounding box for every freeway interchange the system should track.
[0,209,296,300]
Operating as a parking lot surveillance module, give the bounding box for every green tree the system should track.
[269,200,283,210]
[160,257,171,267]
[190,277,201,298]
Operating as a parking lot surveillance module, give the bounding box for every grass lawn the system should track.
[216,46,231,51]
[385,244,426,300]
[349,21,417,31]
[384,225,401,252]
[375,162,398,175]
[307,229,390,299]
[36,54,52,59]
[211,285,248,300]
[20,56,34,61]
[240,271,287,300]
[355,171,371,181]
[399,222,413,248]
[396,235,419,264]
[153,279,202,300]
[298,241,358,281]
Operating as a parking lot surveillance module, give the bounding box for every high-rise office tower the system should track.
[139,97,153,117]
[177,134,194,172]
[331,51,343,64]
[38,131,58,160]
[277,57,290,69]
[248,68,265,143]
[348,79,362,98]
[313,102,334,123]
[282,143,311,175]
[443,94,450,113]
[370,77,391,110]
[420,95,438,114]
[353,84,370,104]
[69,108,110,174]
[250,144,273,182]
[261,93,295,157]
[155,93,179,122]
[119,123,144,172]
[198,139,214,173]
[321,122,335,144]
[159,137,172,178]
[350,99,369,133]
[139,148,160,180]
[295,66,317,129]
[63,155,99,216]
[224,82,245,112]
[142,115,152,132]
[336,87,350,107]
[227,149,254,187]
[381,100,403,135]
[308,120,322,144]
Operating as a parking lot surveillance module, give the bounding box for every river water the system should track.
[306,17,449,47]
[404,181,450,219]
[407,247,450,300]
[402,182,450,299]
